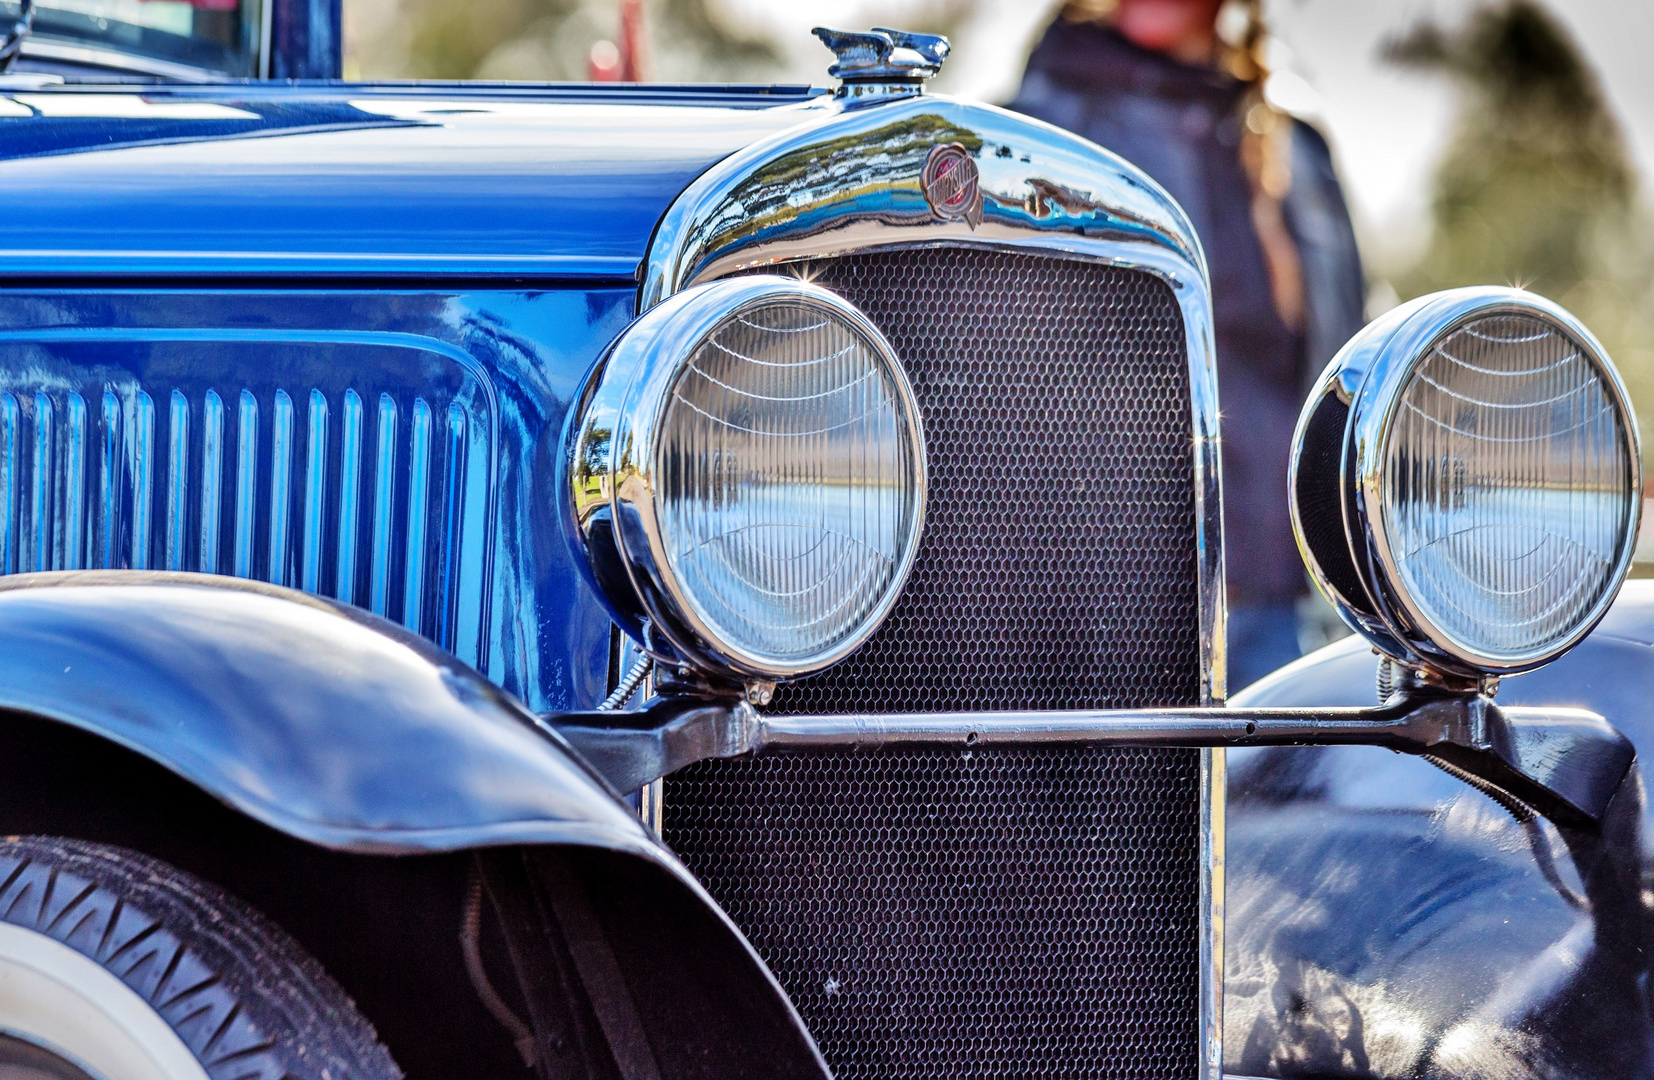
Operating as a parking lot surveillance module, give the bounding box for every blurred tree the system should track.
[401,0,570,79]
[348,0,981,86]
[1388,0,1634,297]
[365,0,784,83]
[1388,0,1654,468]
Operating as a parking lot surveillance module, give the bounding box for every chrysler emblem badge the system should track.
[922,143,983,228]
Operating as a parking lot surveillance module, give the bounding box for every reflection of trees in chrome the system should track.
[573,424,611,509]
[699,115,984,248]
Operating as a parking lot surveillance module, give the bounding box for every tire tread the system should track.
[0,836,401,1080]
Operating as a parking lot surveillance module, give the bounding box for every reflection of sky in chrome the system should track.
[1385,314,1632,657]
[658,302,920,662]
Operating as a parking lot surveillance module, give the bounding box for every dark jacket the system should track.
[1010,22,1366,607]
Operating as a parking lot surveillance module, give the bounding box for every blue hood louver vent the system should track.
[0,332,497,667]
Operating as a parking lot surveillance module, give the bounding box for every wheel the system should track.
[0,836,401,1080]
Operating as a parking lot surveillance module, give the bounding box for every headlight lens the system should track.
[569,276,926,680]
[657,295,924,668]
[1379,311,1635,665]
[1292,287,1642,677]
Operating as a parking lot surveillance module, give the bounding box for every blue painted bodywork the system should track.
[0,85,820,279]
[0,285,633,711]
[0,84,824,709]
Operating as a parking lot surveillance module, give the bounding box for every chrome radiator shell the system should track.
[641,95,1226,1080]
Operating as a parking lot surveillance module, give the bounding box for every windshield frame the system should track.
[3,0,264,80]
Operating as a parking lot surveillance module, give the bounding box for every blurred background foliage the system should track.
[345,0,971,84]
[344,0,1654,466]
[1384,1,1654,466]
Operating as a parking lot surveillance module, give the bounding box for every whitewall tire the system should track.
[0,837,401,1080]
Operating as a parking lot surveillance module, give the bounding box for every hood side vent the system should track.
[0,334,496,667]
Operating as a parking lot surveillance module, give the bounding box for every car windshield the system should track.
[3,0,260,78]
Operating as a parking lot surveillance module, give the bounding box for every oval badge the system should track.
[922,143,983,229]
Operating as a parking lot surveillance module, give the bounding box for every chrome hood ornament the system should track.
[812,27,949,101]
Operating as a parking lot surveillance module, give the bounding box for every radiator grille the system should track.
[668,748,1202,1080]
[666,249,1205,1080]
[773,248,1198,713]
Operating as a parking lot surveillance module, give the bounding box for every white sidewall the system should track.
[0,920,209,1080]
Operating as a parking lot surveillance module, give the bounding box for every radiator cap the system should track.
[812,27,949,99]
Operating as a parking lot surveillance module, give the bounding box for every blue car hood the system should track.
[0,84,822,279]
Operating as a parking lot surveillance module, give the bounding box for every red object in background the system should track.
[617,0,645,81]
[588,39,621,81]
[587,0,647,82]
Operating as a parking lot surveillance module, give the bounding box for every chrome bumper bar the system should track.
[551,692,1633,829]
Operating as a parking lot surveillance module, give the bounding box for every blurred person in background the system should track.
[1011,0,1366,691]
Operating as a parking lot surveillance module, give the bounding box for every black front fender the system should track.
[0,570,645,856]
[1225,582,1654,1079]
[0,570,831,1080]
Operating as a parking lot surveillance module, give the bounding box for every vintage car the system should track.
[0,5,1647,1080]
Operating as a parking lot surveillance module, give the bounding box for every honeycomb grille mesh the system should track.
[666,248,1205,1080]
[771,248,1198,713]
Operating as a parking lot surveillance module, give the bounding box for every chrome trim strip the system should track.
[0,251,642,281]
[737,704,1428,749]
[30,392,53,573]
[640,93,1226,1077]
[200,390,223,575]
[257,0,272,80]
[336,389,363,602]
[131,391,154,569]
[269,388,294,585]
[1202,747,1225,1080]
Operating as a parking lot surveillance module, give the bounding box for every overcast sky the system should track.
[726,0,1654,268]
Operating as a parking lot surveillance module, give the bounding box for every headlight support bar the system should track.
[552,691,1633,831]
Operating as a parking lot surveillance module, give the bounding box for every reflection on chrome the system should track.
[569,276,926,680]
[1293,286,1641,677]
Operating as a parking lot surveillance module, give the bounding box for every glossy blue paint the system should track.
[0,287,632,712]
[0,85,823,280]
[0,328,497,660]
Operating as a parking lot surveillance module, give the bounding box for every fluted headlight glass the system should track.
[655,296,924,670]
[1377,309,1638,667]
[571,276,927,680]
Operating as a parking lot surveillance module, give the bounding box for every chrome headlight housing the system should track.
[569,276,927,681]
[1292,286,1642,677]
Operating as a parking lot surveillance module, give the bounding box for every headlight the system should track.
[569,276,927,681]
[1292,286,1641,677]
